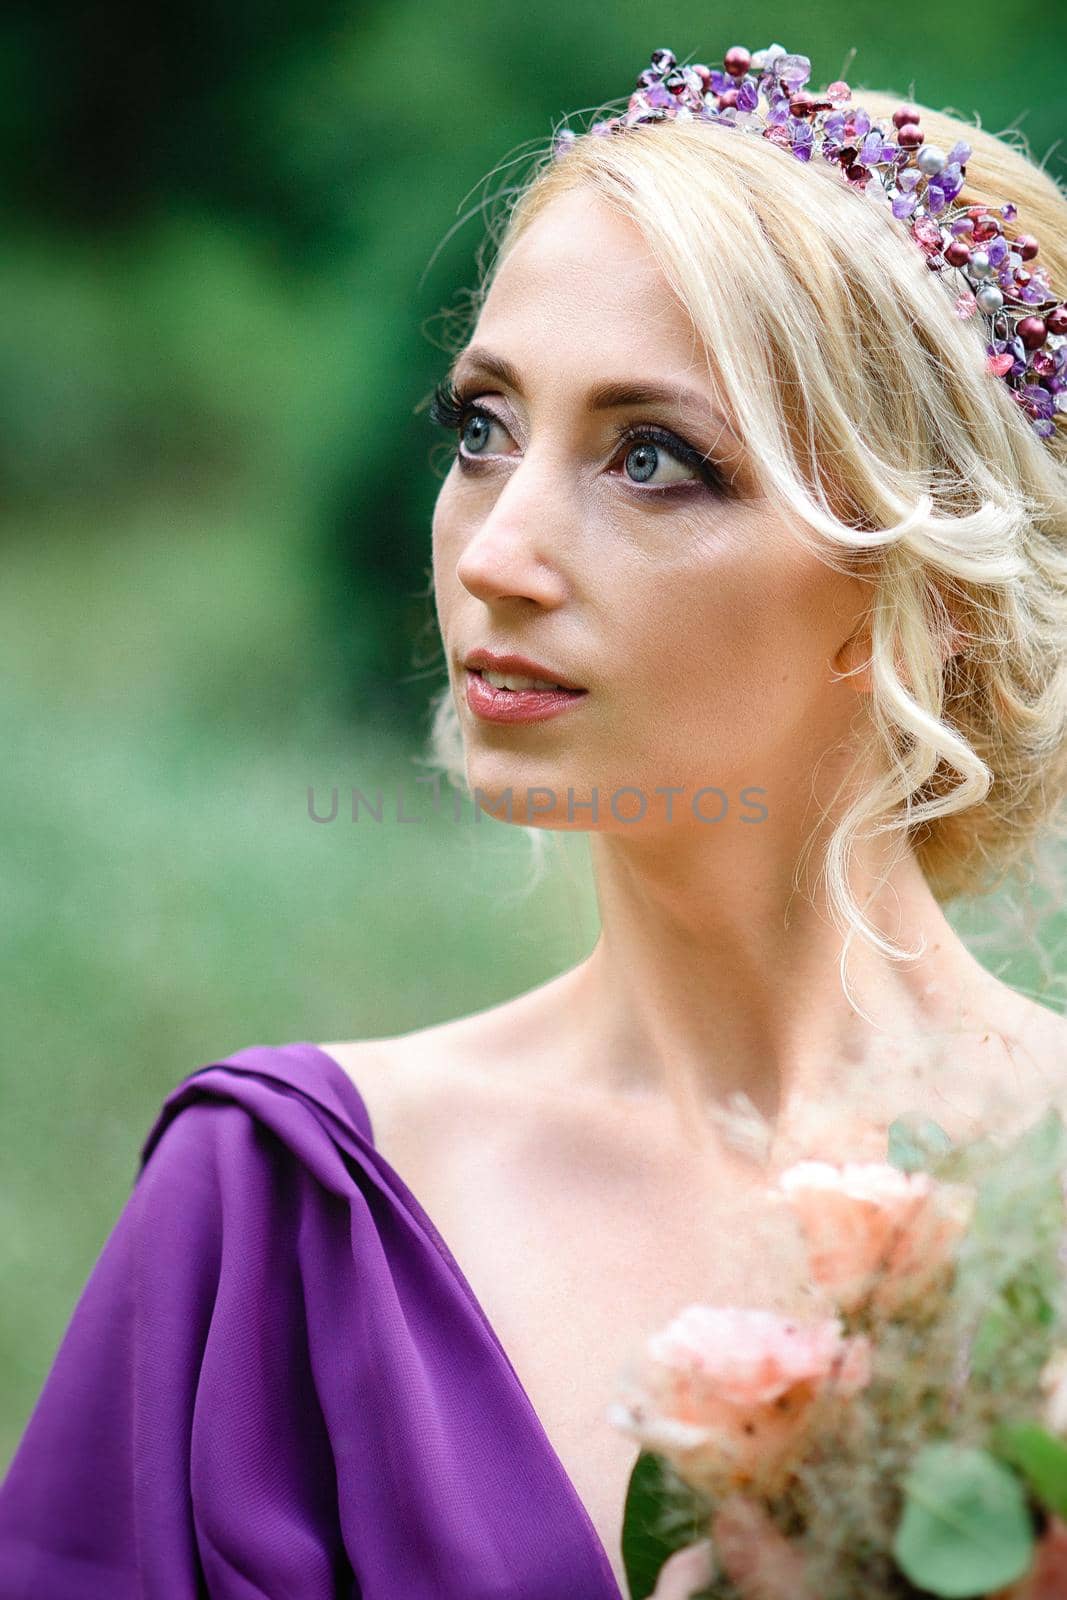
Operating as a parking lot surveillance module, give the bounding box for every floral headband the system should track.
[551,43,1067,443]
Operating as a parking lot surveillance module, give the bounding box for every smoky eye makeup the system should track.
[427,378,737,500]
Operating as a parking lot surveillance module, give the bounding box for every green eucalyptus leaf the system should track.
[996,1420,1067,1520]
[887,1115,954,1174]
[893,1442,1035,1597]
[621,1450,714,1600]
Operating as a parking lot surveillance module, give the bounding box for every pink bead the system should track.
[719,88,739,109]
[1047,304,1067,335]
[1014,234,1040,261]
[945,240,971,267]
[973,217,1001,242]
[912,217,943,254]
[723,46,751,77]
[892,104,921,127]
[1017,316,1048,350]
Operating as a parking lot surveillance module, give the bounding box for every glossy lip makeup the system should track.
[463,650,589,725]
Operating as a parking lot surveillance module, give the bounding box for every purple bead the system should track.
[1020,383,1054,417]
[987,237,1008,267]
[859,130,884,165]
[736,79,759,112]
[1002,202,1018,222]
[892,194,919,219]
[650,48,676,73]
[947,140,972,166]
[777,53,812,91]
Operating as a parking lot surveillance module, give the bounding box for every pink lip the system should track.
[463,649,585,691]
[464,668,588,724]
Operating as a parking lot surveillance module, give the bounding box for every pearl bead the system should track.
[1047,305,1067,336]
[945,240,971,267]
[969,251,994,279]
[916,144,947,176]
[975,285,1005,314]
[892,104,920,127]
[897,124,924,148]
[1014,234,1039,261]
[724,46,751,77]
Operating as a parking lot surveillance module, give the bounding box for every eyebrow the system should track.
[449,345,742,444]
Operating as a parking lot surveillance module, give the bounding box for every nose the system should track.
[454,456,569,608]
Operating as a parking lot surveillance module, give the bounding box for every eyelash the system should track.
[427,378,730,498]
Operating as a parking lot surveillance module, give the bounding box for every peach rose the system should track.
[776,1160,974,1316]
[610,1305,871,1498]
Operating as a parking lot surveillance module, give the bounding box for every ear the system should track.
[832,619,964,696]
[832,625,874,695]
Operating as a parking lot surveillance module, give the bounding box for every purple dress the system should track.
[0,1041,624,1598]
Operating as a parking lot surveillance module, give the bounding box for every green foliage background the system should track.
[1,0,1065,1470]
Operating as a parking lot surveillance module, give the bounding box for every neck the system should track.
[570,811,995,1139]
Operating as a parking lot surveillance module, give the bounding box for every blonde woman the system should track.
[2,39,1066,1600]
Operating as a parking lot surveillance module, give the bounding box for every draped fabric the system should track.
[0,1042,622,1599]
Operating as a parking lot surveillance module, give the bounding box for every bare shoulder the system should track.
[315,966,583,1157]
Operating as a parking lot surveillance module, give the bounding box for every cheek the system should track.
[616,533,843,743]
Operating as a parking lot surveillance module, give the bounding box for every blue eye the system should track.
[620,436,700,489]
[459,410,499,455]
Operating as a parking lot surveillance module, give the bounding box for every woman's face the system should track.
[432,187,872,833]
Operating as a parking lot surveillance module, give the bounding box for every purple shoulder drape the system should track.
[0,1042,622,1599]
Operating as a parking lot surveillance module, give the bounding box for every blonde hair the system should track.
[422,79,1067,1004]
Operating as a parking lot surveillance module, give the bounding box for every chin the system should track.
[459,749,594,830]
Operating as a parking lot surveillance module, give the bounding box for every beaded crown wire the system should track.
[551,43,1067,444]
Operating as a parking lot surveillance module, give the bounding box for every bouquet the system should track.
[609,1105,1067,1599]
